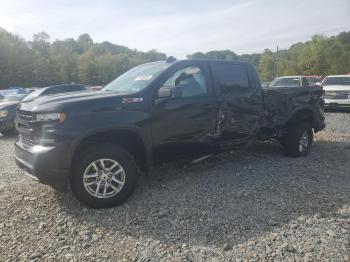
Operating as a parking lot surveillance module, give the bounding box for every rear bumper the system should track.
[14,141,69,191]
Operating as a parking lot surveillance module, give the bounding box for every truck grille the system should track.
[17,110,34,121]
[19,133,36,148]
[16,110,39,148]
[324,91,350,100]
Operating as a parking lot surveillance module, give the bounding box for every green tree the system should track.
[258,49,276,80]
[1,28,349,90]
[77,49,98,85]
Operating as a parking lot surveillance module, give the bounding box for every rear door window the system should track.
[211,63,250,94]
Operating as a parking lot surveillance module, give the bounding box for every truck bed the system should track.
[262,86,324,129]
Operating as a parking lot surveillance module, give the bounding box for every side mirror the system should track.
[157,86,182,98]
[158,86,173,98]
[155,86,182,105]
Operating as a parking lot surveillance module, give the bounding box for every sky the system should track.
[0,0,349,58]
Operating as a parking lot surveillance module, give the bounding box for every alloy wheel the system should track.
[83,159,125,199]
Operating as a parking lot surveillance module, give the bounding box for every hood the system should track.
[323,85,350,91]
[0,101,20,110]
[18,90,125,112]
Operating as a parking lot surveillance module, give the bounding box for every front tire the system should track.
[283,123,313,157]
[71,144,138,208]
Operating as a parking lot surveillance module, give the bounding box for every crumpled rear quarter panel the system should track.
[262,86,323,128]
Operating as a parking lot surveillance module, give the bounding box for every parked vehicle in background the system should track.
[0,87,28,98]
[322,75,350,110]
[8,86,26,90]
[1,85,87,134]
[22,84,88,102]
[305,76,324,86]
[270,76,310,88]
[260,81,271,88]
[0,95,26,135]
[15,59,326,208]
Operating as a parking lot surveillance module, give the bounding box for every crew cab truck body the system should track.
[15,59,325,208]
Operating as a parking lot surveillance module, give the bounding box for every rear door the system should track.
[209,61,263,144]
[151,61,218,161]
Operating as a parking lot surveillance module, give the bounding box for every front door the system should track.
[151,62,218,162]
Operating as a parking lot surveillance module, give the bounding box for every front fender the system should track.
[65,125,153,170]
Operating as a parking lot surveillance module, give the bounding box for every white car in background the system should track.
[322,75,350,110]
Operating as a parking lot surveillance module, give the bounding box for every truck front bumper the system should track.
[14,141,69,191]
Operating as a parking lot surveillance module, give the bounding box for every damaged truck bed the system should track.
[15,58,325,208]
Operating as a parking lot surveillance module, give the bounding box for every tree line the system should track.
[0,28,349,89]
[0,29,166,89]
[188,32,350,81]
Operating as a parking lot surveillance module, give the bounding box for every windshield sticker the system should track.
[122,97,144,104]
[135,75,153,81]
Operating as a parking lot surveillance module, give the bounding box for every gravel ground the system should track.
[0,112,349,261]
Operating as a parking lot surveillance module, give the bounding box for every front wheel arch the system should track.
[70,143,139,208]
[69,129,149,176]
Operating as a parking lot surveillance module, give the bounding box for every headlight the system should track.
[0,110,8,118]
[35,113,66,123]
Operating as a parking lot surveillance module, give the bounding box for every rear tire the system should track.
[283,123,313,157]
[71,144,138,208]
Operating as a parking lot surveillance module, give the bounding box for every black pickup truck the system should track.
[14,58,325,208]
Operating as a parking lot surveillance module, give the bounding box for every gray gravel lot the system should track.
[0,112,349,261]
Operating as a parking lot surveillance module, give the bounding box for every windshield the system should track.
[102,61,170,94]
[322,77,350,86]
[270,77,301,87]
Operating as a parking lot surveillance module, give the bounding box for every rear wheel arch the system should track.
[286,108,315,127]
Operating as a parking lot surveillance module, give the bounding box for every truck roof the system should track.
[170,59,251,66]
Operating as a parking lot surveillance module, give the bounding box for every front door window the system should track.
[162,66,207,97]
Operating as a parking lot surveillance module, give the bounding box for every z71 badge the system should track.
[122,97,144,104]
